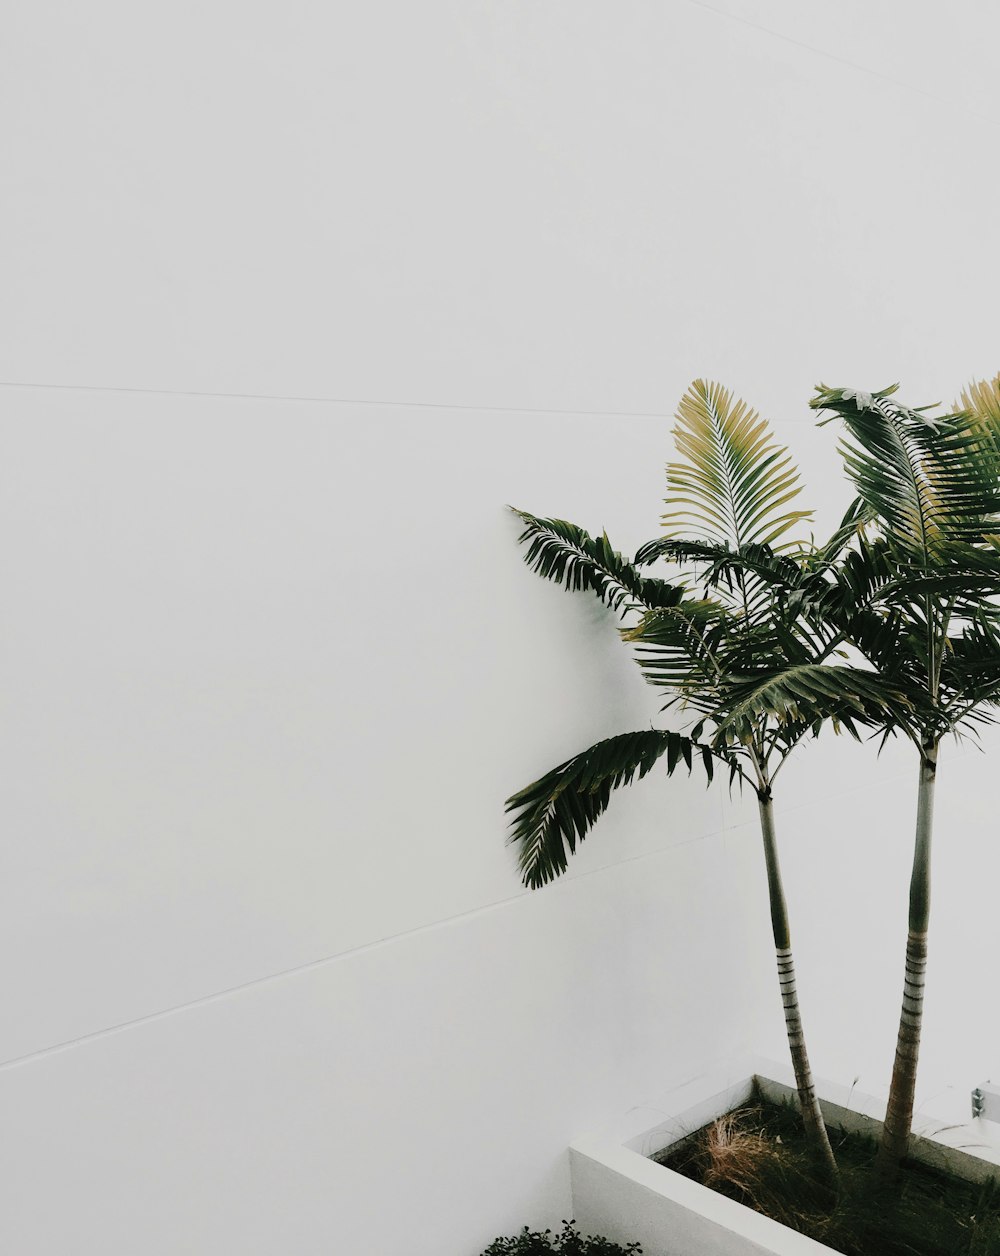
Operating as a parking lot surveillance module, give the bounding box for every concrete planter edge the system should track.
[569,1056,1000,1256]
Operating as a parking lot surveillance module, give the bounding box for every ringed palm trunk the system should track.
[876,743,937,1183]
[758,792,839,1183]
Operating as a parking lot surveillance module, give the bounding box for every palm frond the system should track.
[940,614,1000,717]
[623,599,733,712]
[816,497,876,564]
[957,374,1000,458]
[794,534,896,626]
[662,380,812,550]
[955,375,1000,548]
[511,508,684,614]
[810,384,1000,563]
[635,537,806,592]
[505,730,724,888]
[711,663,911,746]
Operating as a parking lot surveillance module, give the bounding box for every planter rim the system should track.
[569,1055,1000,1256]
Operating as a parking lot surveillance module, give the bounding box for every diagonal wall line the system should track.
[0,826,718,1073]
[0,379,672,421]
[682,0,1000,130]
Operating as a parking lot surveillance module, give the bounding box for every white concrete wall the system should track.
[3,3,1000,1253]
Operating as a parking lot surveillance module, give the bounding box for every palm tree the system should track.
[507,381,899,1181]
[809,378,1000,1182]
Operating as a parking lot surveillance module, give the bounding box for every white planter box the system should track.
[569,1058,1000,1256]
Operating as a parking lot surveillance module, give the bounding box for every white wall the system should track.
[0,390,761,1253]
[3,3,1000,1253]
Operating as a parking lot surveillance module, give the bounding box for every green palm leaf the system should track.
[663,380,812,549]
[817,497,876,563]
[636,536,806,591]
[711,663,911,745]
[809,384,1000,563]
[510,508,684,613]
[505,729,725,888]
[939,614,1000,716]
[624,598,744,713]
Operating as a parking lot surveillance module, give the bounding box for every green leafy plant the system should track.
[480,1220,641,1255]
[809,377,1000,1182]
[507,380,903,1181]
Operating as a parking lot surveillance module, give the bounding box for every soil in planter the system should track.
[653,1091,1000,1256]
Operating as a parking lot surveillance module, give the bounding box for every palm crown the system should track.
[507,380,899,890]
[808,380,1000,748]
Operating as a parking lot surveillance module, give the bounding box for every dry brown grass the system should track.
[700,1111,775,1200]
[682,1105,834,1236]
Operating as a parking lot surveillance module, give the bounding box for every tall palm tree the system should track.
[507,381,899,1181]
[809,378,1000,1182]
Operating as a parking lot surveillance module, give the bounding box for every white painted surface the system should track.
[702,1,1000,122]
[0,387,731,1065]
[2,2,999,414]
[3,3,1000,1253]
[0,833,761,1255]
[0,386,751,1253]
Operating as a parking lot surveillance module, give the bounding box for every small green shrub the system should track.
[480,1219,641,1255]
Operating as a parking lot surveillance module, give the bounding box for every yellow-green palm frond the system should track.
[956,375,1000,483]
[663,380,812,551]
[957,374,1000,437]
[812,383,1000,564]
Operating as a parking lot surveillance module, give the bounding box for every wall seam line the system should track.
[0,379,676,420]
[682,0,1000,129]
[0,825,722,1072]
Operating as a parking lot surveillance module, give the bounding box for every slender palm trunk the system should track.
[876,743,937,1183]
[758,792,839,1182]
